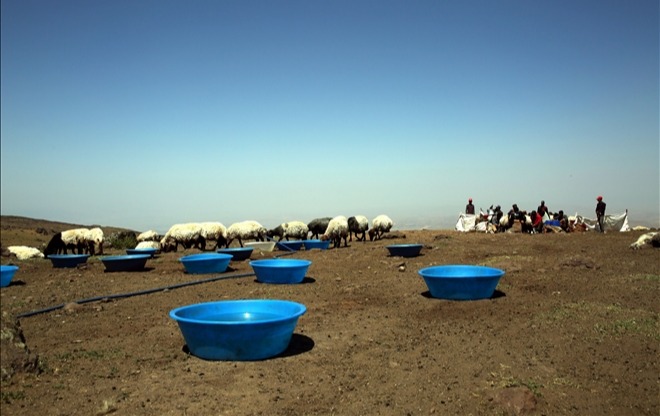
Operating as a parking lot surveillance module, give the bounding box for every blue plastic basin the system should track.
[250,259,311,284]
[1,265,19,288]
[418,265,505,300]
[302,239,331,250]
[386,244,423,258]
[126,248,158,258]
[216,247,253,261]
[101,254,151,272]
[48,254,90,268]
[277,240,304,251]
[179,253,232,274]
[169,299,307,361]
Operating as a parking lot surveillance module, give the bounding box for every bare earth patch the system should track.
[1,217,658,415]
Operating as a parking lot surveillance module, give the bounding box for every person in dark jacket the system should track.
[595,196,606,232]
[537,200,549,218]
[465,198,475,215]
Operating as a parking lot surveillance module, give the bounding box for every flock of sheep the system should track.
[137,214,395,253]
[6,215,394,259]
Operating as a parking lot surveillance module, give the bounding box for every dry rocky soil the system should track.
[0,216,658,415]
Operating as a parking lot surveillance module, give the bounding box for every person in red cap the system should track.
[465,198,475,215]
[595,196,606,232]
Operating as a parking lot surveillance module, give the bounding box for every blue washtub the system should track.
[418,265,505,300]
[179,253,232,274]
[250,259,311,284]
[169,299,307,361]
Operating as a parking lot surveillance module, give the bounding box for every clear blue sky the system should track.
[2,0,658,233]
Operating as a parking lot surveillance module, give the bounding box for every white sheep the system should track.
[368,215,393,241]
[320,215,349,248]
[135,241,161,252]
[7,246,45,260]
[226,220,267,247]
[347,215,369,242]
[227,220,268,247]
[85,227,104,255]
[137,230,160,242]
[630,232,659,249]
[267,221,309,241]
[199,222,228,250]
[160,223,203,252]
[45,228,88,256]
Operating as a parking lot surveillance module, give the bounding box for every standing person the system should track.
[595,196,606,233]
[465,198,475,215]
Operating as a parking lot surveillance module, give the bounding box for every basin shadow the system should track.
[276,334,315,358]
[180,334,315,360]
[388,253,425,258]
[421,289,506,300]
[252,276,316,284]
[103,267,155,273]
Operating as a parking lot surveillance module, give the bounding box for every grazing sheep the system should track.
[267,221,309,242]
[320,215,349,248]
[85,227,104,255]
[44,228,89,256]
[199,222,228,250]
[368,215,393,241]
[137,230,161,242]
[7,246,45,260]
[135,241,161,252]
[629,232,660,249]
[226,220,267,247]
[347,215,369,242]
[307,217,332,239]
[160,223,204,252]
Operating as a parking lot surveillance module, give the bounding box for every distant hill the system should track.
[0,215,136,248]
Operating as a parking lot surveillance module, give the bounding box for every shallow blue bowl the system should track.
[1,265,19,288]
[216,247,253,261]
[126,248,158,258]
[277,240,304,251]
[101,254,151,272]
[302,239,331,250]
[250,259,312,284]
[169,299,307,361]
[48,254,90,268]
[387,244,423,258]
[179,253,232,274]
[418,265,505,300]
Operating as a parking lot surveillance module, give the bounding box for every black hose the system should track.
[16,271,255,319]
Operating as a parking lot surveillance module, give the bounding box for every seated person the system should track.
[530,211,544,233]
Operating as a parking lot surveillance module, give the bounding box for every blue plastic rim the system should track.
[48,254,90,268]
[1,265,19,288]
[179,253,233,274]
[169,299,307,361]
[302,239,330,250]
[277,240,304,251]
[216,247,253,261]
[101,254,151,272]
[126,248,158,257]
[250,259,312,284]
[386,244,423,258]
[418,265,505,300]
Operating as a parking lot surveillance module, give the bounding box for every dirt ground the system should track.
[1,217,658,415]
